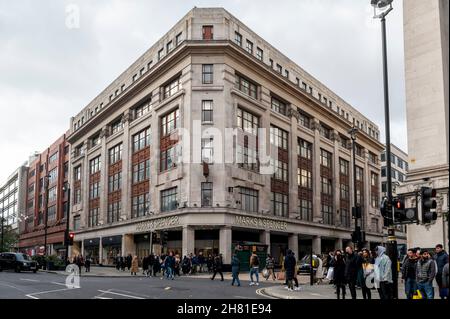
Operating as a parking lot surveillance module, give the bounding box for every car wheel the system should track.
[33,269,37,273]
[15,266,21,273]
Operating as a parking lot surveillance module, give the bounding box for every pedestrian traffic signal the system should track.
[68,232,74,246]
[421,187,437,224]
[392,197,417,224]
[380,197,393,226]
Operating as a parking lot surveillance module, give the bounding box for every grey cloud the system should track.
[0,0,408,183]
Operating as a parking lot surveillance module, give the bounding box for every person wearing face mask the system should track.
[416,250,436,299]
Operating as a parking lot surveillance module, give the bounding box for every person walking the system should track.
[115,254,121,271]
[164,252,175,280]
[401,248,418,299]
[130,255,139,276]
[126,254,132,271]
[84,256,91,273]
[374,246,393,300]
[434,244,448,299]
[416,250,436,299]
[142,255,149,276]
[265,254,276,281]
[315,254,324,284]
[333,250,346,299]
[148,254,155,277]
[211,254,224,281]
[249,252,260,286]
[441,259,449,299]
[231,252,241,287]
[326,251,335,284]
[284,250,296,291]
[344,246,361,300]
[360,248,374,300]
[120,256,126,271]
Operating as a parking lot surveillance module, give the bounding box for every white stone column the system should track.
[289,110,299,217]
[99,237,103,265]
[123,234,136,256]
[260,231,271,255]
[219,226,232,264]
[81,240,85,257]
[334,238,343,251]
[182,226,195,257]
[332,131,341,226]
[312,235,321,255]
[312,119,322,222]
[288,234,299,258]
[100,129,108,224]
[121,113,131,220]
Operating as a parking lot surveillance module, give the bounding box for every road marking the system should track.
[97,290,145,299]
[234,296,253,299]
[255,288,277,299]
[94,296,113,299]
[25,286,80,299]
[310,293,322,296]
[164,287,171,290]
[0,282,29,293]
[20,278,40,282]
[51,282,67,286]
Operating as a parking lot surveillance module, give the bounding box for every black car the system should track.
[0,253,38,273]
[297,255,319,275]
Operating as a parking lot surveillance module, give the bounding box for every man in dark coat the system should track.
[284,250,296,291]
[126,254,132,270]
[142,255,149,276]
[434,244,449,299]
[211,254,224,281]
[344,246,362,300]
[148,254,155,276]
[333,250,346,299]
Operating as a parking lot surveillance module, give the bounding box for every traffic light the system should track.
[68,232,74,246]
[380,197,393,227]
[421,187,437,224]
[162,231,169,244]
[352,205,362,219]
[351,226,362,244]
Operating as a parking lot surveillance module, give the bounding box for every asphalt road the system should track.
[0,270,274,299]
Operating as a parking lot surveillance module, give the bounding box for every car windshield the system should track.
[16,254,32,261]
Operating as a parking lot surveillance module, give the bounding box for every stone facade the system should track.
[399,0,449,250]
[66,8,387,265]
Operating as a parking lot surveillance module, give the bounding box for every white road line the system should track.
[93,296,113,299]
[234,296,253,299]
[0,281,30,293]
[255,288,277,299]
[20,278,40,282]
[50,282,67,286]
[26,286,80,299]
[97,290,145,299]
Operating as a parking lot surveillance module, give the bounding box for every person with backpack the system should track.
[249,252,260,286]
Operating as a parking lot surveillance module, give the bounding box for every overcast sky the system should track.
[0,0,407,185]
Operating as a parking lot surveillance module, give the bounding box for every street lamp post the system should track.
[44,175,51,258]
[349,126,360,250]
[62,183,71,264]
[371,0,398,299]
[1,207,4,253]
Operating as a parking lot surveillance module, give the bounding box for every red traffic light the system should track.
[69,232,75,239]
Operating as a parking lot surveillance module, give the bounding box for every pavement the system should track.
[1,267,419,299]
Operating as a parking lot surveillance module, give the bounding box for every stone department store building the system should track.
[67,8,392,266]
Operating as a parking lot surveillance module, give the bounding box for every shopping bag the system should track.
[277,271,285,281]
[262,268,269,279]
